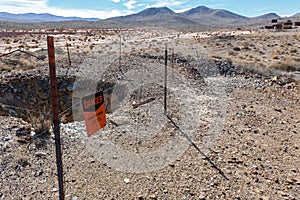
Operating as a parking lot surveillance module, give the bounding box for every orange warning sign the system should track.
[82,91,106,137]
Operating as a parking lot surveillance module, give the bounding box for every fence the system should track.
[1,32,233,198]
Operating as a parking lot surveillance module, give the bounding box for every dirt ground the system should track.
[0,28,299,199]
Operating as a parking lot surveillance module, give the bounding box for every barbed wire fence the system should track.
[0,32,241,200]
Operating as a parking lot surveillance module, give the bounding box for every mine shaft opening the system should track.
[0,75,114,126]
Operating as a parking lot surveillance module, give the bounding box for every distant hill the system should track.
[104,7,180,22]
[292,13,300,17]
[249,13,281,23]
[127,7,178,19]
[181,6,248,25]
[0,12,100,22]
[99,7,199,29]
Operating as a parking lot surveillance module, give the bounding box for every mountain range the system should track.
[98,6,283,29]
[0,6,298,29]
[0,12,99,22]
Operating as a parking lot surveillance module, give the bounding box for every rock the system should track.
[35,152,47,157]
[260,196,269,200]
[149,194,157,199]
[272,76,278,81]
[110,116,130,126]
[286,178,296,185]
[198,192,206,200]
[52,188,58,192]
[137,195,144,200]
[39,94,49,100]
[169,163,175,168]
[278,191,289,197]
[124,178,130,184]
[184,188,191,192]
[274,108,282,112]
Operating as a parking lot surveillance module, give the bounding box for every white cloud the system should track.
[45,8,134,19]
[146,0,184,8]
[0,0,134,19]
[123,0,137,10]
[110,0,121,3]
[0,0,48,13]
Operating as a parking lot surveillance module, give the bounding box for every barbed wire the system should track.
[0,49,45,60]
[0,102,51,116]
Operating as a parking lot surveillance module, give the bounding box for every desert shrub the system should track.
[1,64,14,72]
[271,61,299,72]
[26,109,51,135]
[19,58,37,70]
[31,115,51,135]
[237,62,275,77]
[228,50,237,56]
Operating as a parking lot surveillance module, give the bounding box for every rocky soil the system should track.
[1,54,299,199]
[0,28,299,200]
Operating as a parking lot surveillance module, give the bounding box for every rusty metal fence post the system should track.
[164,44,168,114]
[47,36,65,200]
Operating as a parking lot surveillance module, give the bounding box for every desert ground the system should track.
[0,26,299,199]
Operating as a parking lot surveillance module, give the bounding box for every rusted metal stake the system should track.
[171,48,174,69]
[164,44,168,113]
[47,36,65,200]
[119,31,122,72]
[66,42,72,68]
[171,48,175,79]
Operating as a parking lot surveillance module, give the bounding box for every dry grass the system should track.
[270,59,300,72]
[25,108,51,135]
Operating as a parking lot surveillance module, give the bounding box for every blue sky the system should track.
[0,0,299,19]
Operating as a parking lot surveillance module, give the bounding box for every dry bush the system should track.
[19,58,37,70]
[270,60,299,72]
[228,50,238,56]
[238,62,277,77]
[26,110,52,136]
[32,116,51,135]
[1,64,14,72]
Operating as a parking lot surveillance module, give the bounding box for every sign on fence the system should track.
[82,91,106,137]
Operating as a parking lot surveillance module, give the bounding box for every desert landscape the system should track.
[0,5,299,200]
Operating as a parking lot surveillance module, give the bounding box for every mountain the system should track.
[0,12,99,22]
[105,7,180,21]
[99,7,199,28]
[250,13,281,22]
[292,13,300,17]
[128,7,178,19]
[181,6,248,24]
[99,6,272,29]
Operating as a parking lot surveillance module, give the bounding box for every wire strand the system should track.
[0,102,51,116]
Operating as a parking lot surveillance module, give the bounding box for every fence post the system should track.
[164,44,168,113]
[66,42,72,68]
[47,36,65,200]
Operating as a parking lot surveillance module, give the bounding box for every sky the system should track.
[0,0,299,19]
